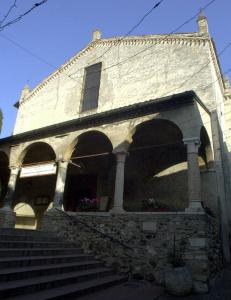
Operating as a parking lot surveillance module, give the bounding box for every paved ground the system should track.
[78,280,164,300]
[78,267,231,300]
[158,267,231,300]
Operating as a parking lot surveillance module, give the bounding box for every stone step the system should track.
[0,267,115,298]
[7,274,127,300]
[0,229,128,299]
[0,254,95,269]
[0,247,83,257]
[0,233,61,242]
[0,240,78,249]
[0,260,104,281]
[0,228,55,237]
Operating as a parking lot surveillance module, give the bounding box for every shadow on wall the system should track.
[13,175,56,229]
[0,151,10,204]
[124,164,188,212]
[123,118,187,212]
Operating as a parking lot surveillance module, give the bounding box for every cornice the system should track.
[207,39,226,94]
[2,91,200,145]
[19,34,210,107]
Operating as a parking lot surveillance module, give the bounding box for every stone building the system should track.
[0,15,231,283]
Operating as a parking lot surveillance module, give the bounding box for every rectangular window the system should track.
[81,62,102,112]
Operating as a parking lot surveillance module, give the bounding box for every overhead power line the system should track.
[0,0,48,32]
[0,0,17,27]
[0,0,221,102]
[70,0,217,78]
[0,0,216,84]
[160,39,231,98]
[0,33,80,85]
[201,67,231,91]
[86,0,165,66]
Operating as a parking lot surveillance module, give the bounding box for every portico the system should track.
[0,91,213,228]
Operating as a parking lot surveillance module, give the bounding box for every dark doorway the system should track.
[65,174,98,211]
[64,131,114,212]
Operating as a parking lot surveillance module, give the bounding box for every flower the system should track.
[79,197,99,210]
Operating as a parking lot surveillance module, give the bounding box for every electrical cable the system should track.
[85,0,165,67]
[0,0,17,27]
[0,0,48,32]
[69,0,217,79]
[0,0,216,89]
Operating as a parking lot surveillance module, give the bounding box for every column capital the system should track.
[9,166,20,175]
[112,149,128,164]
[183,137,200,154]
[56,159,68,166]
[183,137,200,145]
[112,149,128,155]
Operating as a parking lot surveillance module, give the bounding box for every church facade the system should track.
[0,15,231,282]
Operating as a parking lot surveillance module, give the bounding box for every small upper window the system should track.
[81,62,102,112]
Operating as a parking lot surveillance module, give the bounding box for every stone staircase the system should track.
[0,228,127,299]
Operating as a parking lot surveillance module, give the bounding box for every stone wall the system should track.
[42,210,222,286]
[14,34,216,135]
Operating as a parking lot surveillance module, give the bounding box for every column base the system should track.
[109,207,126,214]
[185,201,204,212]
[0,207,16,228]
[49,203,64,212]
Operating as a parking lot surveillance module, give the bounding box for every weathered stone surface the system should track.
[165,267,193,296]
[189,238,206,248]
[0,209,16,228]
[13,35,216,135]
[41,211,222,284]
[142,221,157,233]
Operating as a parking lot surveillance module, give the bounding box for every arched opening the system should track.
[0,151,10,206]
[199,126,217,215]
[199,126,213,169]
[124,119,187,211]
[13,142,56,229]
[14,202,36,229]
[64,131,114,212]
[20,142,56,165]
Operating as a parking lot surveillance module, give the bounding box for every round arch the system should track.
[126,115,186,142]
[17,141,57,166]
[64,130,114,212]
[14,202,36,229]
[199,126,213,168]
[0,151,10,202]
[124,118,187,211]
[64,129,112,160]
[12,142,57,229]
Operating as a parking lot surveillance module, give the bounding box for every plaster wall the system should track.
[14,36,215,135]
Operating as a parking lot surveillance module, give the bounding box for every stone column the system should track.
[52,160,68,210]
[184,138,203,212]
[2,167,20,209]
[0,166,20,228]
[110,150,128,213]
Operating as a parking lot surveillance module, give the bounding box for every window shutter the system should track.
[81,63,102,112]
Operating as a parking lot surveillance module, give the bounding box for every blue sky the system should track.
[0,0,230,137]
